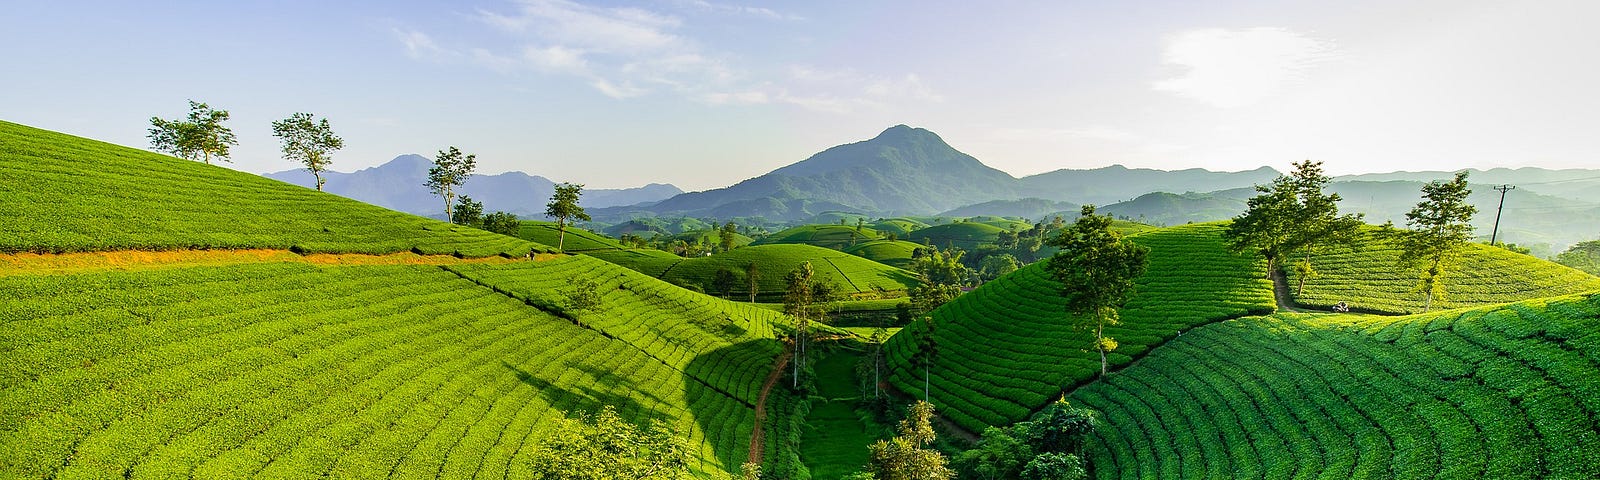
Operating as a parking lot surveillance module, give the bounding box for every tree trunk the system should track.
[314,171,325,191]
[557,220,567,251]
[1295,252,1310,296]
[923,365,929,402]
[1097,318,1108,377]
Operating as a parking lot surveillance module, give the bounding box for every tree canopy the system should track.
[1381,171,1476,312]
[270,112,343,191]
[1223,160,1363,286]
[545,182,590,251]
[425,146,475,221]
[1046,205,1149,376]
[525,405,690,479]
[147,100,238,165]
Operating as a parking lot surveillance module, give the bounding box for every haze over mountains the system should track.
[265,154,682,217]
[267,124,1600,253]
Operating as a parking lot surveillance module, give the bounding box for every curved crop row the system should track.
[1071,293,1600,479]
[0,120,544,257]
[591,243,921,300]
[883,223,1275,432]
[0,261,776,478]
[1286,236,1600,314]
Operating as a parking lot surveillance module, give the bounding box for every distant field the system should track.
[1072,294,1600,479]
[904,222,1007,251]
[0,256,784,478]
[1288,236,1600,314]
[884,223,1276,431]
[0,120,542,258]
[518,221,630,251]
[842,239,925,268]
[752,224,884,250]
[869,218,931,237]
[597,243,921,300]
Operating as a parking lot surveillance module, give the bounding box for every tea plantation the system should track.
[593,243,922,300]
[1287,237,1600,314]
[882,223,1277,432]
[0,121,541,258]
[1071,294,1600,479]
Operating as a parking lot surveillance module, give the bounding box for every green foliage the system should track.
[754,224,884,250]
[1022,400,1097,456]
[911,245,971,288]
[843,240,926,269]
[721,221,740,252]
[563,276,603,321]
[452,195,485,226]
[1018,453,1086,480]
[866,401,954,480]
[0,257,787,478]
[545,182,591,251]
[1555,240,1600,275]
[269,112,343,191]
[147,100,237,165]
[597,244,920,301]
[1223,160,1363,280]
[1287,229,1600,314]
[0,121,541,256]
[1046,205,1150,376]
[907,222,1007,251]
[1380,171,1479,311]
[481,211,520,237]
[953,426,1031,480]
[883,223,1274,432]
[1070,293,1600,479]
[979,253,1020,282]
[526,405,690,479]
[426,146,476,220]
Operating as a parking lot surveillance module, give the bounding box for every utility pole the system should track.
[1490,184,1515,245]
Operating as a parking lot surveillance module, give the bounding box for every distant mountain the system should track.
[939,198,1079,220]
[1097,190,1254,226]
[265,155,682,217]
[1334,167,1600,206]
[1016,164,1281,206]
[597,125,1020,221]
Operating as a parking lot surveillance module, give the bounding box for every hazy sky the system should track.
[4,0,1597,190]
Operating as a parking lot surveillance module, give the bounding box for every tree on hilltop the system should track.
[1046,205,1149,377]
[546,182,590,251]
[1225,160,1364,297]
[719,221,739,252]
[452,195,484,226]
[148,100,238,165]
[270,112,343,191]
[1380,171,1476,312]
[426,146,475,221]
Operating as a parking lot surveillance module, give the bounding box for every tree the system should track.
[710,267,741,299]
[546,182,591,251]
[147,100,238,165]
[857,327,888,400]
[563,277,603,324]
[270,112,343,191]
[909,316,940,401]
[1046,205,1149,377]
[1282,160,1364,295]
[525,405,690,479]
[1556,240,1600,275]
[745,262,761,302]
[953,426,1031,480]
[452,195,484,226]
[1222,174,1299,278]
[978,253,1019,282]
[1380,171,1476,312]
[481,211,521,237]
[866,401,955,480]
[426,146,476,221]
[1024,399,1099,456]
[1019,453,1086,480]
[783,262,837,389]
[720,221,739,252]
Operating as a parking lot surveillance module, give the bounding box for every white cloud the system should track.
[393,28,453,60]
[679,0,802,20]
[1153,27,1337,108]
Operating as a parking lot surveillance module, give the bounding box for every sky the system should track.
[3,0,1598,191]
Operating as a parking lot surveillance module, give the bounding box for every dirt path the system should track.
[748,344,793,466]
[1270,267,1308,313]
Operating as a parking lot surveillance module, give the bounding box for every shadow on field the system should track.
[500,361,665,425]
[685,339,784,474]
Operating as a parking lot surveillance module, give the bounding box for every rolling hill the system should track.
[1071,295,1600,479]
[883,223,1276,431]
[0,121,544,258]
[595,244,922,301]
[842,239,927,269]
[0,121,794,478]
[751,224,884,250]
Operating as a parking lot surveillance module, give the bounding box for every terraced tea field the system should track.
[1071,294,1600,479]
[596,244,921,300]
[0,257,783,478]
[1287,238,1600,314]
[841,239,925,268]
[883,223,1276,431]
[904,222,1008,250]
[751,225,884,250]
[0,121,540,258]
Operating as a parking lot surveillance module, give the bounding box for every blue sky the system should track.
[4,0,1598,190]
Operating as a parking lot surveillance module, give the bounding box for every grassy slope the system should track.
[0,120,542,257]
[1288,236,1600,314]
[752,224,884,250]
[598,244,921,299]
[517,221,632,252]
[0,256,787,478]
[904,222,1006,250]
[883,223,1275,432]
[842,239,925,269]
[1072,294,1600,479]
[869,218,931,237]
